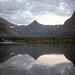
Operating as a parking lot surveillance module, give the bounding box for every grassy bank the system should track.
[9,38,75,44]
[0,37,75,43]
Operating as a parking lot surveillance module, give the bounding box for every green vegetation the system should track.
[0,37,74,44]
[0,36,75,44]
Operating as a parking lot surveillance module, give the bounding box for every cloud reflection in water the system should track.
[0,54,75,75]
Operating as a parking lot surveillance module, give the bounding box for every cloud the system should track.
[0,0,75,24]
[0,54,75,75]
[0,0,28,14]
[28,0,60,15]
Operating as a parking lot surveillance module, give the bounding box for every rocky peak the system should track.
[32,20,39,24]
[72,11,75,16]
[64,11,75,26]
[71,11,75,19]
[29,20,41,27]
[33,20,38,23]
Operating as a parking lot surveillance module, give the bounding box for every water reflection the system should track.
[12,43,75,66]
[36,54,70,66]
[0,44,19,63]
[0,54,75,75]
[0,43,75,65]
[0,43,75,75]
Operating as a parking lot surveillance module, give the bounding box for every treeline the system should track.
[0,36,56,40]
[0,36,75,43]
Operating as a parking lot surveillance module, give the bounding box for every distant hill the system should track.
[0,17,20,37]
[55,11,75,38]
[14,20,61,37]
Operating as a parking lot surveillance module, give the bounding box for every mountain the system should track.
[0,17,20,37]
[1,10,75,38]
[55,11,75,38]
[0,17,18,28]
[14,20,61,37]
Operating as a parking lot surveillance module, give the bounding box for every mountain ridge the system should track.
[14,20,61,37]
[0,18,20,37]
[0,11,75,38]
[55,11,75,38]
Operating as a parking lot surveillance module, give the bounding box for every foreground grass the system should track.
[9,38,75,44]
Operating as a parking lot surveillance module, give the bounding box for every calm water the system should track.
[0,43,75,75]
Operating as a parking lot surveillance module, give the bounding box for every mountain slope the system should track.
[0,18,20,37]
[0,17,18,28]
[55,11,75,38]
[14,20,60,37]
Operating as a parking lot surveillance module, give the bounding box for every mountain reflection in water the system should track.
[0,54,75,75]
[0,43,75,75]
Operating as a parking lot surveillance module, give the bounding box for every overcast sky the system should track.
[0,0,75,25]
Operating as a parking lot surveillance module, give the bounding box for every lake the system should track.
[0,43,75,75]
